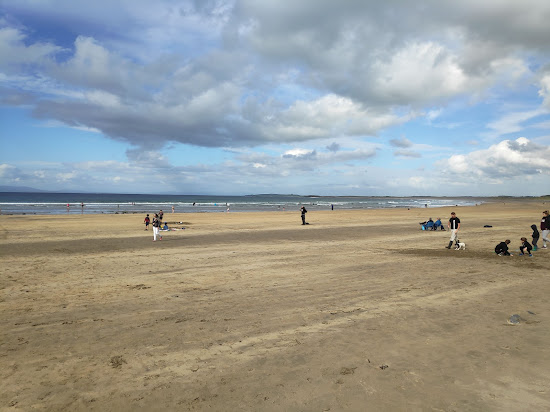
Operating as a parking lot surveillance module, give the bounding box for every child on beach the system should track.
[144,214,150,230]
[495,240,512,256]
[519,237,533,257]
[531,224,539,251]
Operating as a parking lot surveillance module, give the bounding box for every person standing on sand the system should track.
[152,214,162,241]
[531,224,539,251]
[541,210,549,249]
[300,206,308,225]
[144,214,150,230]
[446,211,460,249]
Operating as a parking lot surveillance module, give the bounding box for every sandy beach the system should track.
[1,200,549,411]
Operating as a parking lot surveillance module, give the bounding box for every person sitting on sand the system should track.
[434,218,444,230]
[495,240,512,256]
[163,222,169,230]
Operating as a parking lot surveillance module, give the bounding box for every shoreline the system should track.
[1,195,548,216]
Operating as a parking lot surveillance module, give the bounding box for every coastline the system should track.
[1,201,549,410]
[0,192,548,216]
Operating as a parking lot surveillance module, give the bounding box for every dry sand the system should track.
[1,201,549,411]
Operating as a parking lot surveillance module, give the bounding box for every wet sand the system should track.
[1,201,549,411]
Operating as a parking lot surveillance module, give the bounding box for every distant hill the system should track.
[0,185,50,193]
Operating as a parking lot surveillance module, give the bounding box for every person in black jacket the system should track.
[531,224,540,251]
[495,240,512,256]
[300,206,307,225]
[519,237,533,257]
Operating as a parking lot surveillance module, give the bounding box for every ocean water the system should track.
[0,192,484,215]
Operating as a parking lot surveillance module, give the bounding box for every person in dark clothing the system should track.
[495,240,512,256]
[300,206,307,225]
[531,224,540,251]
[519,237,533,257]
[446,212,461,249]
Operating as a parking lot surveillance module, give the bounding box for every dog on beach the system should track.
[455,241,466,250]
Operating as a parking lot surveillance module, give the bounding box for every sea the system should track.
[0,192,485,215]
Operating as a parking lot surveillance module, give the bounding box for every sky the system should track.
[0,0,549,196]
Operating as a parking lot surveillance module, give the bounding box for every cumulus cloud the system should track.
[2,1,549,150]
[438,137,550,181]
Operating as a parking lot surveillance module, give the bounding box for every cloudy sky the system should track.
[1,0,549,196]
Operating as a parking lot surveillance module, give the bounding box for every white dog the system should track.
[455,241,466,250]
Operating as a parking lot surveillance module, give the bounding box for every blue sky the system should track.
[1,0,549,196]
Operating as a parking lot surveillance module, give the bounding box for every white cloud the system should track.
[370,42,470,104]
[0,27,62,69]
[539,72,550,110]
[283,148,313,158]
[438,137,550,181]
[486,108,547,138]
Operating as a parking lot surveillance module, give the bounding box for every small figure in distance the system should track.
[300,206,308,225]
[531,224,539,251]
[495,239,512,256]
[519,237,533,257]
[144,214,150,231]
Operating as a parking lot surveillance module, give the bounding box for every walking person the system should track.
[152,214,162,241]
[541,210,549,249]
[144,214,150,230]
[446,211,460,249]
[300,206,308,225]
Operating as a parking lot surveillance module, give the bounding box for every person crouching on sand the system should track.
[495,240,512,256]
[519,237,532,257]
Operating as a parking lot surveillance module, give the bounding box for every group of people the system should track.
[495,210,549,257]
[144,210,164,241]
[421,217,445,231]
